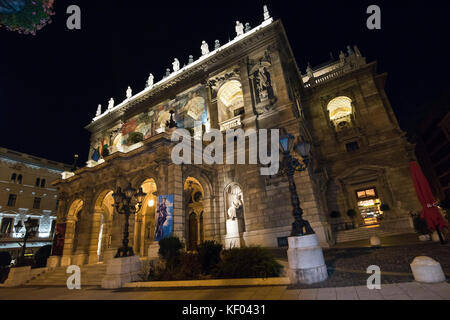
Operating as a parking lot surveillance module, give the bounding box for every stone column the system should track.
[61,220,75,267]
[87,210,102,265]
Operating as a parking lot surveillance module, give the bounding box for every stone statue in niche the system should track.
[253,64,274,104]
[248,51,276,114]
[225,185,244,248]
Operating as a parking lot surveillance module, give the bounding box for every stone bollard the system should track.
[370,236,381,246]
[287,234,328,285]
[410,256,446,283]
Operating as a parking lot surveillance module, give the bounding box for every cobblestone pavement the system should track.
[0,282,449,300]
[273,240,450,289]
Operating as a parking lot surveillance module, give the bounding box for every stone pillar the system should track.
[169,163,184,240]
[61,220,75,266]
[87,210,102,265]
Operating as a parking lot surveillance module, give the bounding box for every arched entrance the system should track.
[62,199,83,266]
[184,177,205,250]
[134,178,157,257]
[91,190,115,263]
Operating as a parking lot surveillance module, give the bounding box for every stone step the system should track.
[26,263,108,286]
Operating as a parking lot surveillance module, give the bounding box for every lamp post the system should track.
[112,183,146,258]
[14,217,39,266]
[279,129,315,237]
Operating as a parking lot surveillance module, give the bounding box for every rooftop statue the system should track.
[188,55,194,64]
[235,21,244,37]
[215,40,220,50]
[108,98,114,110]
[126,86,132,99]
[172,58,180,72]
[306,63,314,78]
[201,41,209,55]
[96,104,102,117]
[147,73,154,88]
[245,22,251,32]
[263,5,270,20]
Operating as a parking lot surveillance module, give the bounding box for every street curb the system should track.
[123,277,290,288]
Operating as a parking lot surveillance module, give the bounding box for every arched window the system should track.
[217,80,244,127]
[11,173,17,183]
[17,174,22,184]
[40,179,46,188]
[327,96,353,130]
[35,178,40,187]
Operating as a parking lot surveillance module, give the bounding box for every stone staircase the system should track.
[334,226,405,243]
[26,263,107,287]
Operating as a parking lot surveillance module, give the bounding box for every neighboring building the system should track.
[414,91,450,203]
[51,9,421,268]
[0,147,72,258]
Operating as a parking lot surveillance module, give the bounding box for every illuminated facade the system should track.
[0,147,71,257]
[50,11,420,268]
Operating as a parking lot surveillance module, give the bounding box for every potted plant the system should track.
[330,211,340,219]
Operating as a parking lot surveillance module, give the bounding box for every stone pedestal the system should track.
[4,266,31,287]
[46,256,61,268]
[224,219,240,248]
[410,256,446,283]
[287,234,328,285]
[147,243,159,259]
[101,255,142,289]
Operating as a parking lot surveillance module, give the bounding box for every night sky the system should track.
[1,0,449,165]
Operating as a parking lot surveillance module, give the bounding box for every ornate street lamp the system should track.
[14,217,39,266]
[112,183,146,258]
[279,129,315,237]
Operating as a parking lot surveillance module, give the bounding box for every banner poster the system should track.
[154,195,174,241]
[51,223,66,256]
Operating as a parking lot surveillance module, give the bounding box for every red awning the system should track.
[410,161,447,231]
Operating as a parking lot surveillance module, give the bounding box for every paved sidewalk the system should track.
[0,282,449,300]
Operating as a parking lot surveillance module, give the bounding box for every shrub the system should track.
[330,211,340,218]
[346,209,357,219]
[214,246,282,279]
[158,236,184,270]
[197,240,223,274]
[0,252,12,267]
[34,245,52,268]
[412,213,430,235]
[176,252,202,280]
